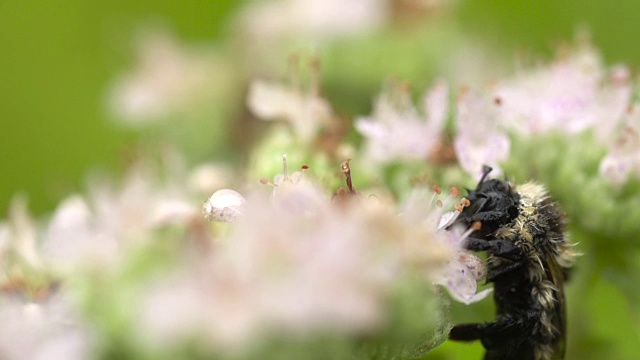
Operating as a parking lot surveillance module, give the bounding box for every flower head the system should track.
[454,89,510,180]
[239,0,388,43]
[599,104,640,185]
[0,289,92,360]
[433,224,492,305]
[402,185,491,304]
[247,79,333,143]
[356,80,449,164]
[494,45,631,136]
[108,29,227,123]
[42,161,200,271]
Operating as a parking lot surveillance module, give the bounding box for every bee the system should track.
[448,166,577,360]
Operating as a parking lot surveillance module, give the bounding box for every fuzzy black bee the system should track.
[448,166,577,360]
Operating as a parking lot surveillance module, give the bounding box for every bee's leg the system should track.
[486,261,524,282]
[449,323,486,341]
[450,314,536,343]
[468,210,510,223]
[464,237,523,261]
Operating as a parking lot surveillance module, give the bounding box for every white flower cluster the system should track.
[347,44,639,185]
[13,2,640,354]
[0,157,231,359]
[183,157,491,353]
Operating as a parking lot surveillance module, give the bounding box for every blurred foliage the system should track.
[0,1,242,215]
[5,0,640,215]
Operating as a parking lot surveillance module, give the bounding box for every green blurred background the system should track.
[2,1,640,358]
[3,0,640,215]
[0,1,242,215]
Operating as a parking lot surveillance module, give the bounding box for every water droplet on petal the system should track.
[202,189,246,222]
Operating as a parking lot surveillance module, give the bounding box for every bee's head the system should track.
[456,166,520,238]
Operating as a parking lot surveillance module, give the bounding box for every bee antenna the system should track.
[477,165,493,186]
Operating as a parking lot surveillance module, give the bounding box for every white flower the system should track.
[141,179,453,353]
[433,226,492,305]
[42,195,118,271]
[42,163,199,270]
[247,80,333,142]
[141,193,402,351]
[402,187,492,304]
[599,105,640,185]
[2,196,43,271]
[0,291,92,360]
[494,45,631,136]
[356,81,449,164]
[454,90,510,180]
[108,29,227,123]
[239,0,388,43]
[259,155,327,214]
[187,163,233,195]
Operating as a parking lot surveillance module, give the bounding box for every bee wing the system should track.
[544,251,567,359]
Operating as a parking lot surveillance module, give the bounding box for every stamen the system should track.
[310,56,321,96]
[459,221,483,241]
[472,221,482,231]
[436,199,443,208]
[341,160,356,194]
[282,154,289,179]
[438,187,459,212]
[426,183,439,206]
[259,177,270,185]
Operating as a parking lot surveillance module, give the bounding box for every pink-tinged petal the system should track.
[5,196,43,270]
[434,254,492,305]
[494,45,631,137]
[599,155,632,185]
[599,108,640,185]
[454,132,510,181]
[247,80,333,142]
[108,29,225,123]
[42,194,128,270]
[356,81,449,164]
[422,79,449,135]
[437,211,459,231]
[354,118,386,139]
[454,89,511,179]
[239,0,388,42]
[247,80,293,120]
